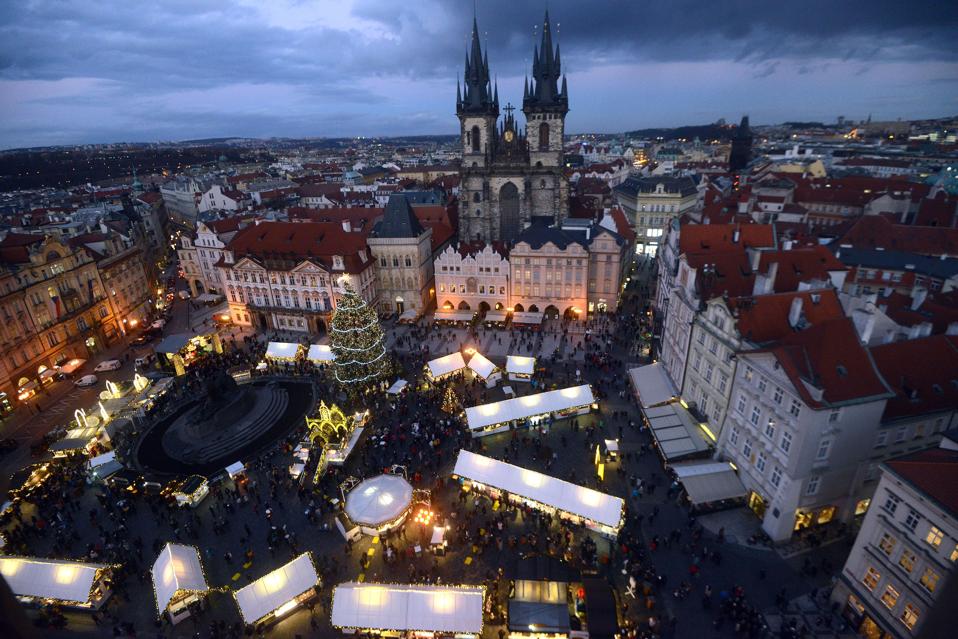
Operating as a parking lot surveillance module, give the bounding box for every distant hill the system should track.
[623,124,733,141]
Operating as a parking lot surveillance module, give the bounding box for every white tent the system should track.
[0,556,107,605]
[344,474,413,528]
[306,344,335,363]
[643,403,712,460]
[672,461,747,506]
[506,355,536,380]
[331,582,485,635]
[464,385,594,435]
[265,342,301,360]
[225,461,245,479]
[628,363,678,408]
[426,352,466,379]
[234,552,318,623]
[151,543,208,614]
[387,379,408,395]
[453,450,624,532]
[467,352,499,382]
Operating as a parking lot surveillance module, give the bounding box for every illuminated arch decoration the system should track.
[306,401,348,447]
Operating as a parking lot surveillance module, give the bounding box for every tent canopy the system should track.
[89,450,116,468]
[331,582,485,634]
[426,352,466,379]
[511,311,544,324]
[265,342,301,360]
[467,352,497,380]
[672,461,747,505]
[464,385,594,431]
[387,379,408,395]
[453,450,623,529]
[643,403,712,460]
[434,310,475,322]
[306,344,335,362]
[155,333,193,354]
[234,552,317,623]
[506,355,536,375]
[483,310,508,322]
[225,461,245,478]
[0,556,106,604]
[628,363,678,408]
[344,474,413,526]
[151,543,208,613]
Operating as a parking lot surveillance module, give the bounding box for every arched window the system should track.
[471,125,481,153]
[472,192,480,203]
[538,122,550,151]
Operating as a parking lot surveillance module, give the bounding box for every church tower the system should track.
[729,115,753,172]
[523,10,568,169]
[457,17,498,170]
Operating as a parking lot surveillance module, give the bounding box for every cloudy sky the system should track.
[1,0,957,149]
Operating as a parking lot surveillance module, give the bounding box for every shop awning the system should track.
[643,403,712,460]
[483,310,508,322]
[387,379,408,395]
[0,556,107,605]
[511,311,544,325]
[464,385,594,432]
[265,341,301,360]
[453,450,624,530]
[672,461,747,505]
[306,344,335,363]
[467,352,497,380]
[398,309,418,322]
[627,363,678,408]
[39,368,56,380]
[434,310,475,322]
[331,582,485,634]
[49,424,100,452]
[426,352,466,378]
[151,543,208,614]
[195,293,223,303]
[233,552,318,623]
[155,333,193,354]
[57,358,86,375]
[506,355,536,376]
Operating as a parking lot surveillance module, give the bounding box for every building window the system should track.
[899,549,916,573]
[883,492,901,515]
[789,399,801,417]
[816,439,832,460]
[880,585,900,610]
[743,440,752,457]
[744,365,753,382]
[770,466,782,488]
[904,510,921,532]
[875,430,889,448]
[758,377,767,392]
[764,420,775,439]
[920,568,939,593]
[750,406,761,426]
[895,426,907,442]
[828,409,841,423]
[729,427,739,446]
[756,451,766,472]
[900,604,919,630]
[773,387,783,404]
[780,431,792,453]
[862,567,880,591]
[951,544,958,562]
[878,533,897,556]
[736,394,747,414]
[926,526,944,548]
[718,373,728,393]
[805,476,820,496]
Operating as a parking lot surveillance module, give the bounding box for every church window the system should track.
[540,179,546,188]
[471,125,480,153]
[476,209,481,217]
[538,122,550,151]
[473,192,480,203]
[405,256,412,267]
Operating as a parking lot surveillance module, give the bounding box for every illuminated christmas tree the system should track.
[330,281,388,388]
[441,385,460,414]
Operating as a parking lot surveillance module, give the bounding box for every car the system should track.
[130,335,152,347]
[93,359,122,372]
[177,290,190,300]
[75,374,99,387]
[134,353,156,369]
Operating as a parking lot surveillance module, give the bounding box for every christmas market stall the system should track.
[386,379,408,395]
[306,344,335,365]
[641,402,714,462]
[433,308,476,325]
[233,552,319,627]
[155,330,223,376]
[452,450,624,537]
[482,309,509,326]
[511,310,545,328]
[170,475,210,508]
[671,460,746,512]
[627,363,678,409]
[265,341,302,363]
[505,355,536,382]
[341,473,415,536]
[467,351,501,387]
[151,543,209,624]
[0,556,114,610]
[331,582,485,638]
[464,385,596,437]
[425,352,466,381]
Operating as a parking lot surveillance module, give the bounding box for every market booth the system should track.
[453,450,624,537]
[511,311,544,327]
[331,582,485,638]
[464,385,595,437]
[506,355,536,382]
[386,379,408,395]
[627,363,678,409]
[151,543,209,624]
[342,474,415,536]
[0,556,113,610]
[156,331,223,376]
[306,344,335,365]
[642,403,713,462]
[434,309,476,324]
[234,552,318,626]
[467,352,501,387]
[426,352,466,381]
[671,461,747,512]
[265,341,302,363]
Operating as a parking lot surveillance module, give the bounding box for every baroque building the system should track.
[457,11,570,243]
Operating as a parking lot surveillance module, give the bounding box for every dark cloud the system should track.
[0,0,956,148]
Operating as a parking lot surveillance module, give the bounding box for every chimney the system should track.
[341,219,351,233]
[788,296,803,328]
[851,309,877,344]
[946,322,958,336]
[908,324,922,340]
[732,228,740,244]
[910,287,927,311]
[765,262,779,294]
[919,322,933,337]
[747,247,761,271]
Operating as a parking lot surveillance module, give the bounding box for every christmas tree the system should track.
[330,281,388,387]
[441,385,460,414]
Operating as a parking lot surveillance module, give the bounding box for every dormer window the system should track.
[333,255,344,270]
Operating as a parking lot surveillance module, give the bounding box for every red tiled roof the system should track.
[225,221,372,274]
[869,334,958,421]
[686,251,756,299]
[136,191,163,204]
[756,317,891,407]
[914,192,958,228]
[836,215,958,256]
[885,447,958,517]
[0,232,45,264]
[729,289,844,344]
[679,223,775,254]
[609,207,636,241]
[879,290,958,334]
[226,172,267,185]
[456,240,509,259]
[297,183,344,198]
[758,246,847,293]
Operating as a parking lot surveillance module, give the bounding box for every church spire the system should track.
[524,10,567,113]
[458,13,497,116]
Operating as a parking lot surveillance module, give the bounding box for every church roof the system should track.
[372,195,425,239]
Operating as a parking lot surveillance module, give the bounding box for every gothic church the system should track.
[457,11,570,243]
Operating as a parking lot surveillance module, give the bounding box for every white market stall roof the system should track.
[265,342,301,360]
[643,403,712,460]
[464,385,594,432]
[331,582,485,634]
[57,358,86,375]
[426,352,466,378]
[89,450,116,469]
[225,461,245,478]
[434,310,475,322]
[628,363,678,408]
[0,556,107,604]
[49,424,100,452]
[387,379,408,395]
[483,310,508,322]
[672,461,747,505]
[506,355,536,376]
[467,352,497,380]
[453,450,623,529]
[234,552,318,623]
[398,309,418,322]
[511,311,544,324]
[151,543,208,613]
[344,474,413,526]
[306,344,335,363]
